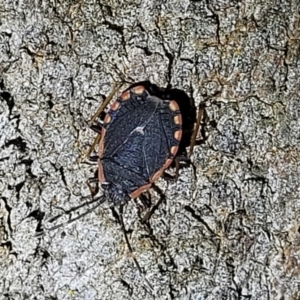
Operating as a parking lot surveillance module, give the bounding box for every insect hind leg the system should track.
[139,193,152,208]
[118,205,153,291]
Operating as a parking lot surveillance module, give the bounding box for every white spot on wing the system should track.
[134,126,144,135]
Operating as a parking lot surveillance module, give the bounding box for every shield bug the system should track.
[94,83,184,205]
[38,81,198,290]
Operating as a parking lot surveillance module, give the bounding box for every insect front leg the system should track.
[189,103,205,155]
[86,83,124,160]
[86,171,99,197]
[89,82,124,126]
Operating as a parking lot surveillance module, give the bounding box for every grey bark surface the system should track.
[0,0,300,299]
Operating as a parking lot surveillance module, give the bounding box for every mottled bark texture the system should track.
[0,0,299,299]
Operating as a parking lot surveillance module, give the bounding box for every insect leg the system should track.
[87,169,99,197]
[86,82,124,160]
[86,134,101,159]
[139,193,152,208]
[141,184,166,224]
[189,104,204,155]
[90,124,103,134]
[88,155,98,162]
[89,82,124,126]
[119,205,153,291]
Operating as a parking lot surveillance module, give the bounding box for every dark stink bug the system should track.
[38,81,198,289]
[95,84,183,205]
[89,82,196,287]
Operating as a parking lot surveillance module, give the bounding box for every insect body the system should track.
[38,82,197,291]
[96,84,183,205]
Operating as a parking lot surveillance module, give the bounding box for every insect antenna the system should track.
[118,204,153,291]
[35,196,106,237]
